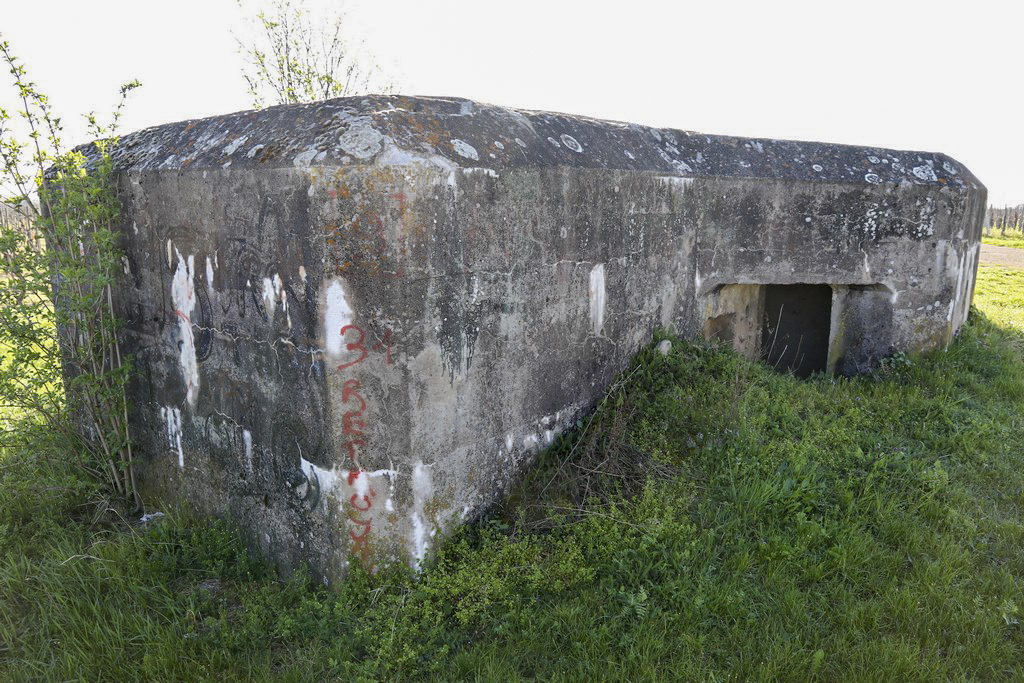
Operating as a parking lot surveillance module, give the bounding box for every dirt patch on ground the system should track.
[980,244,1024,270]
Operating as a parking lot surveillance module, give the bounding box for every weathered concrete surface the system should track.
[93,95,985,579]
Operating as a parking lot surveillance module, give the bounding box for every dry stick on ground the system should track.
[524,358,682,529]
[538,362,646,501]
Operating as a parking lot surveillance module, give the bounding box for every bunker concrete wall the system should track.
[98,96,985,580]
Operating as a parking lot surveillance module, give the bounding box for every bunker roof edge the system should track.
[85,95,983,192]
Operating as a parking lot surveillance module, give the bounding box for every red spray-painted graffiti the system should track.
[335,323,393,561]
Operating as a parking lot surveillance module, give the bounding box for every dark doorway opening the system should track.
[761,284,832,378]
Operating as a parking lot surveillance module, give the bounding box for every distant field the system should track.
[983,228,1024,249]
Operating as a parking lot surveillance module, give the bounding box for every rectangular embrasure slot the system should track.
[761,284,833,378]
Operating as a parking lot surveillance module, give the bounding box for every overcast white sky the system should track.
[3,0,1022,205]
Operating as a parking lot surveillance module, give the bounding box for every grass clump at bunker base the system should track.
[2,264,1024,681]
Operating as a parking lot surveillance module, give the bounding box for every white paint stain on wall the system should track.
[160,406,184,468]
[949,242,980,325]
[324,279,353,355]
[297,456,399,512]
[243,429,253,471]
[276,274,289,328]
[589,263,606,335]
[300,455,339,492]
[410,462,433,569]
[351,468,372,498]
[171,249,200,406]
[205,256,215,289]
[262,277,278,319]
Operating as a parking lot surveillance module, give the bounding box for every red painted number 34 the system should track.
[337,325,393,371]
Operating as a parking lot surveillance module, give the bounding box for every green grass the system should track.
[974,266,1024,334]
[983,229,1024,249]
[2,266,1024,681]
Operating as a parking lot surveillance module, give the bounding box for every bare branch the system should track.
[235,0,395,108]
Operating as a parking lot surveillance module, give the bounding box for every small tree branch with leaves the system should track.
[236,0,393,109]
[0,36,142,510]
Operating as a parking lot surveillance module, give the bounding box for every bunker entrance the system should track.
[761,284,832,378]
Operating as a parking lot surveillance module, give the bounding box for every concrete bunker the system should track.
[88,95,986,581]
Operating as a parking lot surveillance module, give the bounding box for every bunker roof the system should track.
[103,95,981,192]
